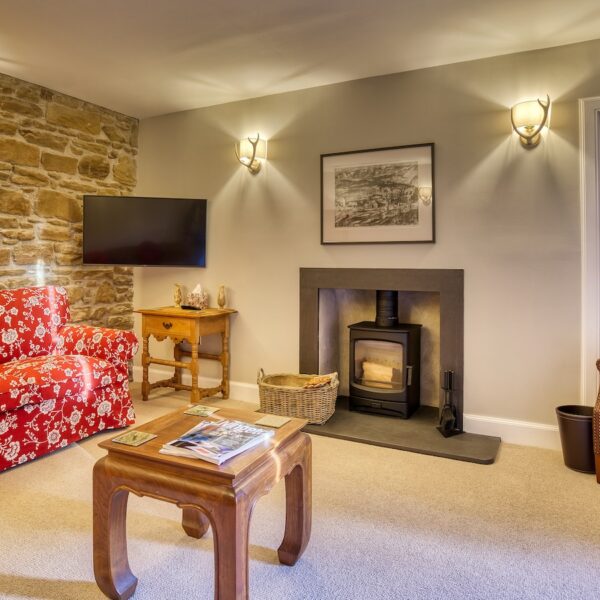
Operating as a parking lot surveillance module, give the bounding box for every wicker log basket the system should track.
[257,368,339,425]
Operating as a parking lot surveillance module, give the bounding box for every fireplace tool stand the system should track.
[437,370,462,438]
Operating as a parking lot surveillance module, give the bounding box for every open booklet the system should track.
[159,419,275,465]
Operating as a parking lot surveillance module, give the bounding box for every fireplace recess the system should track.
[348,290,421,418]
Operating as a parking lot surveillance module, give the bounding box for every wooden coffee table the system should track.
[93,406,311,600]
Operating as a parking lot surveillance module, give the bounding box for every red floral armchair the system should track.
[0,286,138,471]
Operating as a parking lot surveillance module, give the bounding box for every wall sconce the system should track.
[235,133,267,174]
[510,95,550,148]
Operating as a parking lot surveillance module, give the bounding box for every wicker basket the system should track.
[257,368,339,425]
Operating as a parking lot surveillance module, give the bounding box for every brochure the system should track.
[255,414,291,428]
[112,430,157,447]
[184,405,220,417]
[159,419,274,465]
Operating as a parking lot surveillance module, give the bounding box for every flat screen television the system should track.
[83,196,207,267]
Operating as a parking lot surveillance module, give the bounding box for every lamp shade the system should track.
[238,137,267,164]
[510,95,550,147]
[511,100,546,132]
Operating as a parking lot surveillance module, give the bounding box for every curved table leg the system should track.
[182,507,211,539]
[278,435,312,566]
[93,458,138,600]
[212,495,253,600]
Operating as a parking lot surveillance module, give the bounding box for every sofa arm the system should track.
[56,324,139,363]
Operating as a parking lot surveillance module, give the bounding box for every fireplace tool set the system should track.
[437,370,462,437]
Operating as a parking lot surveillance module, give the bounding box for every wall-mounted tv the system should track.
[83,196,207,267]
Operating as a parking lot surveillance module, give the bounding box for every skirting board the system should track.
[132,366,561,450]
[132,365,259,404]
[463,413,560,451]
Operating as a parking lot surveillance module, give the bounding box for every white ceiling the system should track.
[1,0,599,119]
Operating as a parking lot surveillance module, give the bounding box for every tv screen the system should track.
[83,196,207,267]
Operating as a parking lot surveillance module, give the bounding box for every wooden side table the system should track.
[136,306,237,403]
[93,406,311,600]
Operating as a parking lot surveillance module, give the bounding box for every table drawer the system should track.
[144,315,193,339]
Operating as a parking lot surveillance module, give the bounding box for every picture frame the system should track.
[320,143,435,244]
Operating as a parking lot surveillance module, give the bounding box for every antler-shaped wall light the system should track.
[235,133,267,174]
[511,95,550,148]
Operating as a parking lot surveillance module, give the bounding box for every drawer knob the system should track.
[162,321,173,330]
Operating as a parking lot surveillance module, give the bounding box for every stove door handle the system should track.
[406,365,413,386]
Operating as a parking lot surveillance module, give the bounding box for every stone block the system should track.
[0,190,31,215]
[70,307,92,322]
[113,154,136,186]
[41,153,78,174]
[12,244,53,265]
[0,161,12,170]
[95,281,117,303]
[0,248,10,265]
[0,121,17,136]
[0,98,43,118]
[0,216,19,228]
[78,155,109,179]
[107,315,134,330]
[0,138,40,166]
[55,252,81,266]
[2,229,35,241]
[11,166,50,186]
[66,286,85,304]
[71,139,109,154]
[36,189,82,222]
[21,129,69,152]
[102,125,129,143]
[60,179,97,193]
[39,224,71,241]
[16,86,41,102]
[46,103,102,135]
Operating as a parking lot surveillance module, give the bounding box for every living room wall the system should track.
[0,73,138,328]
[135,39,600,440]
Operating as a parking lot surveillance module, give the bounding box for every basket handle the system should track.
[257,368,265,384]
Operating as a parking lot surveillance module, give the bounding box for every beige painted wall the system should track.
[134,39,599,426]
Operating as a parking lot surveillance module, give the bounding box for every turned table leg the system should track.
[278,435,312,566]
[182,507,210,539]
[141,335,150,401]
[93,458,138,600]
[173,343,183,386]
[221,319,230,399]
[190,340,200,404]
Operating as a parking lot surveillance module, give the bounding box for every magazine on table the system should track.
[159,419,275,465]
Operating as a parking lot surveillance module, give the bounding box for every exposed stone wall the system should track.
[0,73,138,329]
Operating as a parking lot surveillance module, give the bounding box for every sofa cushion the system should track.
[0,286,70,365]
[0,354,118,412]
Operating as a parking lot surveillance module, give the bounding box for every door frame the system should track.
[580,97,600,405]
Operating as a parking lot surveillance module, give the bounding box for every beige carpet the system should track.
[1,385,600,600]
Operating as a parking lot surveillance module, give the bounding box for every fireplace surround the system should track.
[299,268,464,429]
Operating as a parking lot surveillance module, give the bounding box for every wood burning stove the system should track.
[348,291,421,418]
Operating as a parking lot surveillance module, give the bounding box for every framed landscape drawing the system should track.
[321,143,435,244]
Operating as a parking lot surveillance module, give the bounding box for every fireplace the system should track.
[348,291,421,418]
[299,268,464,430]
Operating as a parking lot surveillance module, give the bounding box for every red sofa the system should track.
[0,286,138,471]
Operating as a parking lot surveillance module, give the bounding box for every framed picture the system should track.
[321,143,435,244]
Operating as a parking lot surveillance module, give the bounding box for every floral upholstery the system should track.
[56,324,138,365]
[0,286,70,364]
[0,355,118,411]
[0,286,138,472]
